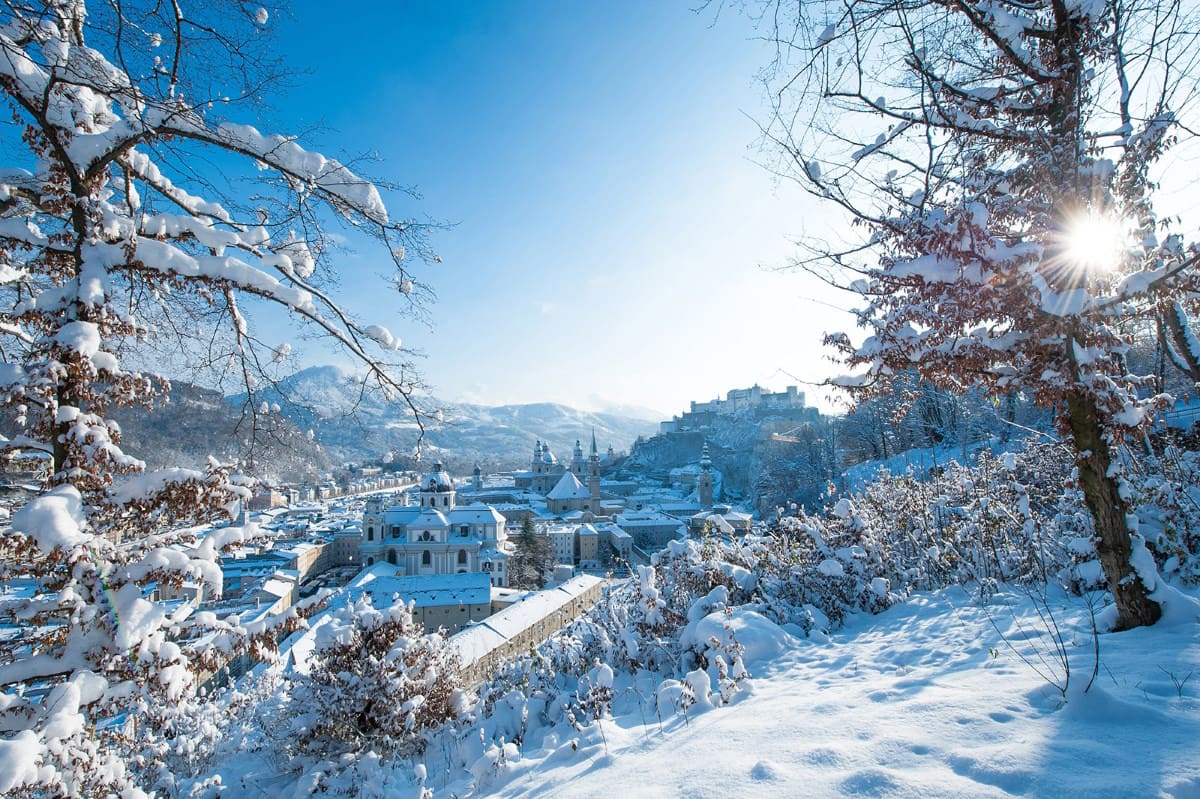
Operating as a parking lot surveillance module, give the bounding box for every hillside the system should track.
[184,585,1200,798]
[622,406,834,511]
[104,382,332,483]
[229,366,660,471]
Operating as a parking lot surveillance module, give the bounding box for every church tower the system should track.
[472,462,483,491]
[419,461,456,510]
[571,438,586,478]
[363,495,385,547]
[587,429,602,513]
[697,441,714,509]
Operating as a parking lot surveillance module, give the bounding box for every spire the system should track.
[591,427,598,456]
[700,442,712,472]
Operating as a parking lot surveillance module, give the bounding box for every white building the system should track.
[361,462,512,587]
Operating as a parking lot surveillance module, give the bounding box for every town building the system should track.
[449,574,606,686]
[360,462,512,587]
[346,565,493,634]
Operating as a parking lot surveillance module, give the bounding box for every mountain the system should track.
[227,366,661,471]
[111,381,332,483]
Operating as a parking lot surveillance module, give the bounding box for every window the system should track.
[443,496,449,507]
[367,557,374,566]
[387,550,397,565]
[460,525,469,537]
[457,550,467,565]
[367,526,374,541]
[422,550,431,566]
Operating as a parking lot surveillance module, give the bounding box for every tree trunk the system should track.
[1065,390,1161,630]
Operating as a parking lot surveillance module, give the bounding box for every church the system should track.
[360,462,512,587]
[515,434,603,514]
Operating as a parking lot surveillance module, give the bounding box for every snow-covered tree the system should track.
[292,596,464,760]
[509,515,554,589]
[754,0,1200,628]
[0,0,433,793]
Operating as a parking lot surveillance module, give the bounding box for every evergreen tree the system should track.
[510,514,555,589]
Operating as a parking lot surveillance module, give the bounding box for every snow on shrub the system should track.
[289,595,465,760]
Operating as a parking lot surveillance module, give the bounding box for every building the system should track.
[661,384,820,433]
[691,385,807,416]
[517,440,568,494]
[346,565,492,634]
[612,509,686,550]
[361,462,512,587]
[697,442,715,508]
[689,504,754,537]
[449,574,606,686]
[514,434,605,515]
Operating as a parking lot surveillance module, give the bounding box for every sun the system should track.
[1059,211,1128,275]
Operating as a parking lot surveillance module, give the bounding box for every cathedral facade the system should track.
[361,462,512,587]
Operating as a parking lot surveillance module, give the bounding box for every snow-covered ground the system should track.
[447,589,1199,799]
[428,589,1196,799]
[203,586,1200,798]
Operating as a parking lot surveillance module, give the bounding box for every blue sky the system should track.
[271,0,849,417]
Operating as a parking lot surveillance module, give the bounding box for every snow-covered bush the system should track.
[290,596,465,760]
[609,440,1095,635]
[1124,444,1200,585]
[0,471,306,797]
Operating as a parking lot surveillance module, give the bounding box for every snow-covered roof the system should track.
[420,462,454,492]
[547,471,590,501]
[592,522,632,541]
[447,503,506,525]
[449,574,604,666]
[412,508,450,527]
[383,506,423,525]
[614,510,684,526]
[692,508,753,523]
[260,576,296,599]
[478,544,510,562]
[348,564,491,608]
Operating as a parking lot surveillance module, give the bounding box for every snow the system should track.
[216,123,389,224]
[11,485,89,550]
[181,583,1200,799]
[444,589,1200,799]
[0,731,42,793]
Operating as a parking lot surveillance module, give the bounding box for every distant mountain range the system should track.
[223,365,661,473]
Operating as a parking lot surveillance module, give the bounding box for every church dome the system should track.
[541,446,557,464]
[421,461,454,492]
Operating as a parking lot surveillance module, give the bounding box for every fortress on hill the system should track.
[658,384,818,434]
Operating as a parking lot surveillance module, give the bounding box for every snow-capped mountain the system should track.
[227,365,660,470]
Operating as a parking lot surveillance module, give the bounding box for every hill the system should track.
[226,365,661,471]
